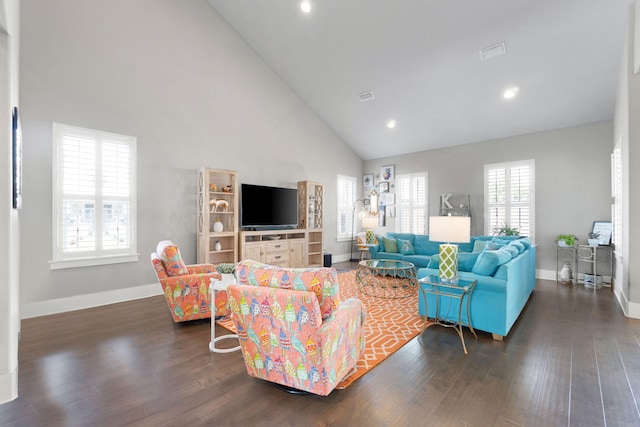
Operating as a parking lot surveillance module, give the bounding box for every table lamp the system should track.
[362,215,378,244]
[429,216,471,283]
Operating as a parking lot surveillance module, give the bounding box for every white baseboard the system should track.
[0,369,18,404]
[537,269,555,281]
[20,283,163,319]
[332,253,350,263]
[613,286,640,319]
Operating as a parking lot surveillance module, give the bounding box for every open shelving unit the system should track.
[298,181,324,267]
[197,168,238,265]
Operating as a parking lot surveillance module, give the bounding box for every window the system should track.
[51,123,138,269]
[337,175,357,240]
[484,160,535,241]
[396,172,428,234]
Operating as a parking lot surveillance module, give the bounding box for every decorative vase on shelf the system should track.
[214,240,222,251]
[213,218,224,233]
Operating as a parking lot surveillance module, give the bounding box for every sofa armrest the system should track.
[369,244,382,257]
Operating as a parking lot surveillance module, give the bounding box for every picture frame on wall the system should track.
[12,106,22,210]
[381,165,395,181]
[363,173,374,189]
[379,182,389,193]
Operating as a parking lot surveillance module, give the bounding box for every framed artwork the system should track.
[378,205,386,226]
[381,165,395,181]
[591,221,612,245]
[363,174,374,189]
[12,107,22,210]
[379,182,389,193]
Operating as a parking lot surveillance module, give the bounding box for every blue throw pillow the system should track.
[509,240,525,254]
[502,245,519,258]
[414,235,440,255]
[397,238,416,255]
[492,237,512,246]
[518,237,531,249]
[484,241,504,251]
[472,247,514,276]
[375,235,386,252]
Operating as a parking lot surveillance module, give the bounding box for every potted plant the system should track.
[494,223,520,236]
[556,234,578,247]
[216,263,236,286]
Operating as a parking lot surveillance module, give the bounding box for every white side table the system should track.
[209,279,241,353]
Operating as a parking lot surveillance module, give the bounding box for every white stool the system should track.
[209,279,241,353]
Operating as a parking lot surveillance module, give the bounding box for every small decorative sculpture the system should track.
[209,199,229,212]
[222,185,232,193]
[209,183,217,192]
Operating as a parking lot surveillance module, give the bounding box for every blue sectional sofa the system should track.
[369,232,536,340]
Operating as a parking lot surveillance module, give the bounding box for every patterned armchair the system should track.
[151,240,229,323]
[227,259,366,396]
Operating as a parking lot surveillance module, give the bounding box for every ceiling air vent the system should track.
[479,43,506,61]
[357,91,375,102]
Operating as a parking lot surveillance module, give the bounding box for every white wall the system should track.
[614,2,640,316]
[19,0,361,314]
[364,121,614,276]
[0,0,20,404]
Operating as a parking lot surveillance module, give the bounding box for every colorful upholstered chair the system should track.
[150,240,229,322]
[227,259,366,396]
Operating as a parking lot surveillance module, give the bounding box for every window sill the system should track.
[336,236,354,243]
[50,254,140,270]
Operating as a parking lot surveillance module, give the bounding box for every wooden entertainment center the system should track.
[198,169,324,268]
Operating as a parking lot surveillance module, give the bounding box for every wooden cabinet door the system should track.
[290,239,305,268]
[244,243,265,262]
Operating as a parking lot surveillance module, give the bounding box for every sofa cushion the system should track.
[157,241,188,276]
[518,237,531,249]
[457,238,476,253]
[377,252,404,261]
[375,234,386,252]
[398,238,416,255]
[472,247,514,276]
[382,236,399,253]
[413,235,441,255]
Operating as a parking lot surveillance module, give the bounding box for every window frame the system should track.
[51,123,138,269]
[396,172,428,234]
[484,159,535,242]
[336,174,357,241]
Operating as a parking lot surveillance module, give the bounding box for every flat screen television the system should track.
[241,183,298,229]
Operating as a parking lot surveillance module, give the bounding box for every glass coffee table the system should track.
[418,275,477,354]
[356,259,417,299]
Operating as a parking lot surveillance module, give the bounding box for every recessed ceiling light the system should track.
[300,1,311,13]
[503,87,519,99]
[387,119,396,129]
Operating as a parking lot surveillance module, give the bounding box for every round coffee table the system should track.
[356,259,418,299]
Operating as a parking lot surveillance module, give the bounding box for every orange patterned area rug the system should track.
[216,270,424,390]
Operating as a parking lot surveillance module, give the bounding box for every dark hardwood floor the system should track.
[2,261,640,426]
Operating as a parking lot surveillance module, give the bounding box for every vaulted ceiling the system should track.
[207,0,632,160]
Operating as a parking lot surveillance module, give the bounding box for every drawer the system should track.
[266,252,289,264]
[265,241,289,252]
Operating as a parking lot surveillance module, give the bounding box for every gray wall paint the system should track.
[364,121,613,273]
[19,0,361,305]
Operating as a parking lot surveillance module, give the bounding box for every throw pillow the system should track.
[158,242,188,276]
[518,237,531,249]
[472,247,514,276]
[491,237,512,246]
[458,252,481,272]
[509,240,525,254]
[502,245,519,258]
[414,235,441,255]
[381,236,399,253]
[375,234,386,252]
[472,239,487,253]
[427,254,440,269]
[484,241,504,251]
[397,238,416,255]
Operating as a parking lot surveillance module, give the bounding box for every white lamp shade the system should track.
[429,216,471,243]
[362,215,378,230]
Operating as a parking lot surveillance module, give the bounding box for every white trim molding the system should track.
[21,283,162,319]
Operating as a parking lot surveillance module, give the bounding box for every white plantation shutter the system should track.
[397,173,427,234]
[52,123,138,269]
[337,175,357,239]
[484,160,535,241]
